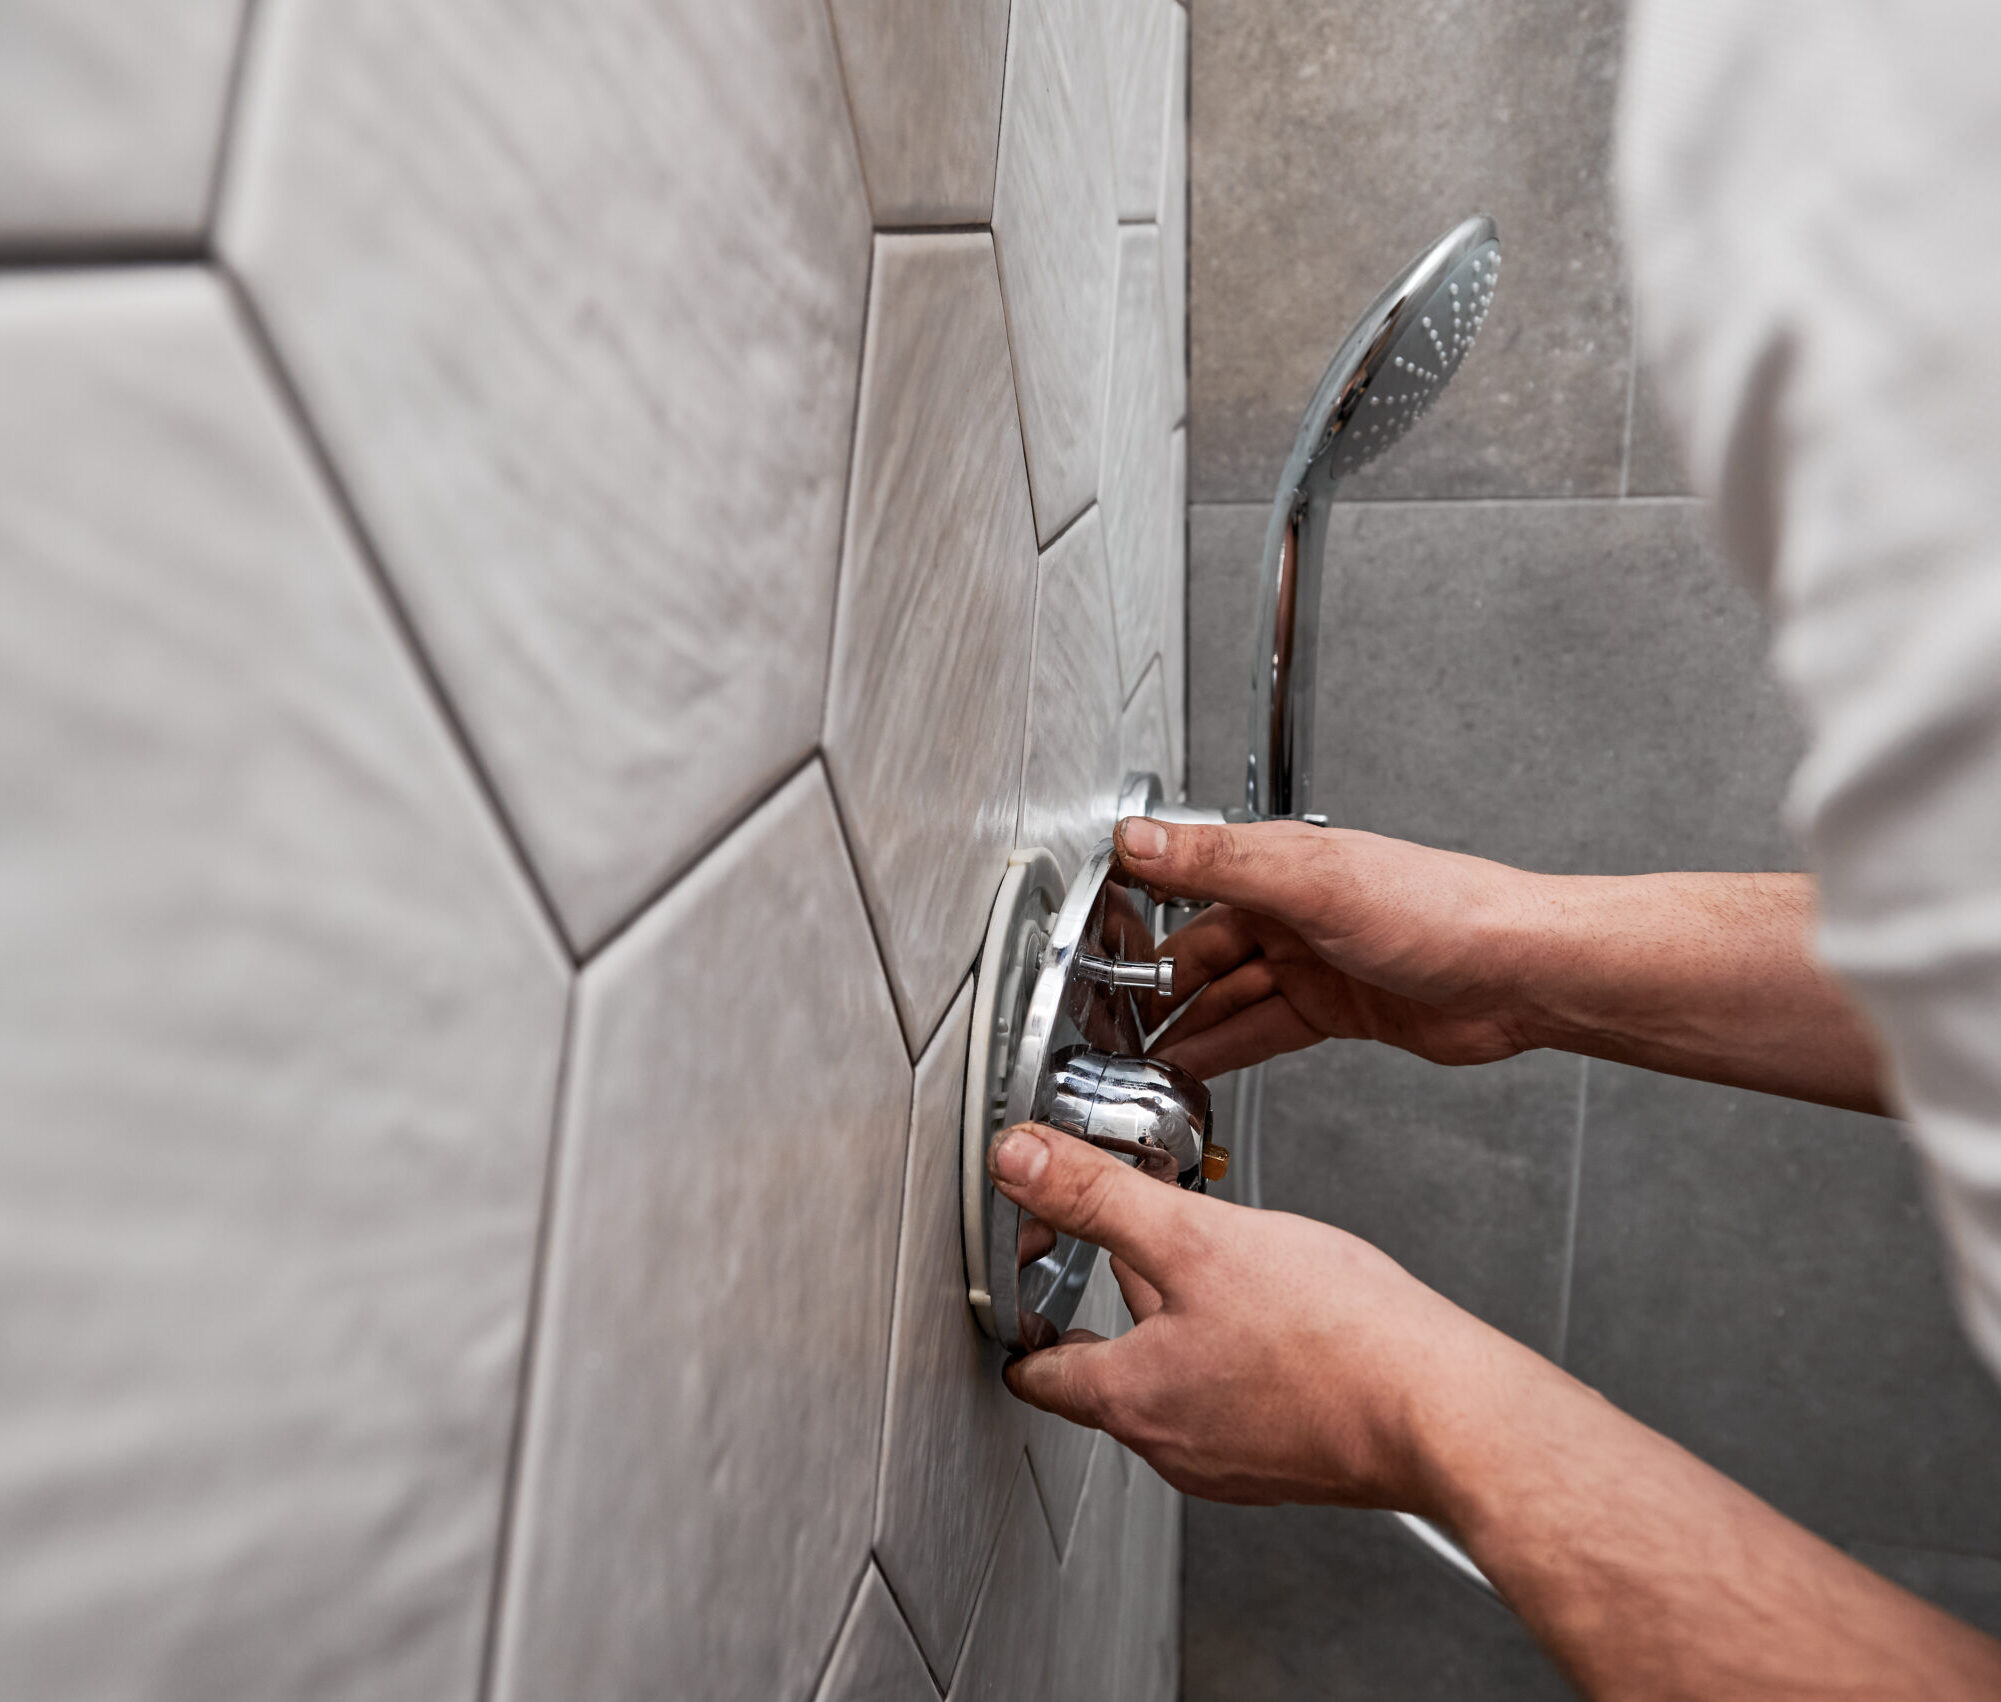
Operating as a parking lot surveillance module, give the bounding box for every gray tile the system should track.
[1116,1462,1182,1702]
[495,766,912,1702]
[1102,224,1177,698]
[1189,497,1806,875]
[814,1566,939,1702]
[222,0,872,951]
[1120,654,1176,801]
[0,2,244,247]
[824,233,1040,1046]
[0,268,569,1698]
[1019,507,1127,885]
[1846,1542,2001,1641]
[1188,0,1630,502]
[946,1457,1061,1701]
[1260,1045,1584,1355]
[1160,4,1188,427]
[1027,1252,1126,1556]
[1626,348,1693,497]
[826,0,1010,225]
[875,983,1031,1684]
[1052,1436,1127,1702]
[1184,1503,1577,1701]
[993,0,1120,543]
[1566,1063,2001,1557]
[1104,0,1177,221]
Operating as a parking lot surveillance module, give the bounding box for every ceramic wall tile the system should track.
[875,982,1030,1683]
[1102,225,1175,696]
[0,2,244,247]
[1160,6,1189,425]
[1121,655,1176,800]
[221,0,872,952]
[1019,507,1127,882]
[992,0,1120,543]
[826,0,1011,225]
[1104,0,1176,221]
[0,268,569,1697]
[813,1566,939,1702]
[1026,1252,1125,1556]
[494,767,912,1702]
[946,1457,1061,1702]
[1115,1462,1182,1702]
[824,233,1039,1046]
[1052,1437,1128,1702]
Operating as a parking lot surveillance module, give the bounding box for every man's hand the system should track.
[990,1119,1536,1511]
[1121,815,1890,1115]
[993,1121,2001,1701]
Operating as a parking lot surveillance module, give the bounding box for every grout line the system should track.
[217,267,577,962]
[816,236,875,763]
[1115,217,1162,229]
[1182,493,1707,514]
[805,1556,891,1702]
[0,242,206,270]
[472,980,579,1702]
[1035,494,1095,558]
[816,0,879,226]
[985,0,1015,225]
[1619,292,1641,500]
[873,222,996,237]
[1552,1055,1591,1367]
[200,0,264,241]
[579,748,818,969]
[869,1548,950,1697]
[818,753,927,1061]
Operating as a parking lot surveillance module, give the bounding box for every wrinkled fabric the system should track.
[1621,0,2001,1379]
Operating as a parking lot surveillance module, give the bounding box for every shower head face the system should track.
[1286,216,1501,492]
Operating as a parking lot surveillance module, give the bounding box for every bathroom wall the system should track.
[1184,1,2001,1696]
[0,3,1187,1698]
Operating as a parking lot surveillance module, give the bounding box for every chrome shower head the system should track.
[1246,215,1501,820]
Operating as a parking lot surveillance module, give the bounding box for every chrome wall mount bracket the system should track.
[963,808,1223,1351]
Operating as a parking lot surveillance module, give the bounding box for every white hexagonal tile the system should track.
[494,765,911,1702]
[1101,225,1175,697]
[992,0,1120,544]
[1160,4,1188,425]
[1115,1463,1182,1702]
[0,3,244,245]
[1026,1251,1125,1556]
[946,1456,1061,1701]
[0,268,569,1697]
[1019,507,1127,882]
[220,0,872,952]
[826,0,1011,224]
[1053,1436,1128,1702]
[1121,655,1175,800]
[824,233,1038,1046]
[1103,0,1176,221]
[875,980,1030,1683]
[1167,425,1188,793]
[814,1566,936,1702]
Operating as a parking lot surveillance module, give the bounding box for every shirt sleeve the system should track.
[1620,0,2001,1379]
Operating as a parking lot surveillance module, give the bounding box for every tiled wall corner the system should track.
[3,3,1189,1698]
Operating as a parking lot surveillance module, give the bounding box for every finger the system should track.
[1109,1254,1163,1323]
[1116,815,1333,917]
[988,1124,1190,1292]
[1154,994,1322,1079]
[1002,1333,1130,1428]
[1151,957,1278,1048]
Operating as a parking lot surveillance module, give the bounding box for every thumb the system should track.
[988,1124,1186,1295]
[1115,815,1328,916]
[1003,1331,1125,1428]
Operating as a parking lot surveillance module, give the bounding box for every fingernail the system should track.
[991,1127,1048,1185]
[1120,817,1168,860]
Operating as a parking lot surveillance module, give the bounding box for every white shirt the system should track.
[1620,1,2001,1378]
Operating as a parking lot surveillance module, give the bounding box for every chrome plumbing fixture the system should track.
[963,806,1226,1351]
[1247,215,1500,821]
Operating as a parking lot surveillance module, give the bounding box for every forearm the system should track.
[1505,872,1888,1114]
[1413,1338,2001,1700]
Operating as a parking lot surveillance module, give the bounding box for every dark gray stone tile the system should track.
[1625,349,1692,497]
[1189,0,1630,503]
[1261,1044,1584,1357]
[1191,497,1803,871]
[1846,1542,2001,1640]
[1184,1503,1578,1701]
[1566,1064,2001,1557]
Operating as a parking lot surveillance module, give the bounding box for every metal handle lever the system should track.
[1075,952,1175,998]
